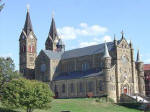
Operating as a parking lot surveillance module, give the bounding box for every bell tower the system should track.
[19,6,37,79]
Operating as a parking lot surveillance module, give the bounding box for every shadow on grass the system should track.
[117,103,142,110]
[0,107,19,112]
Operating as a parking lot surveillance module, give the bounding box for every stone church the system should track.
[19,9,145,102]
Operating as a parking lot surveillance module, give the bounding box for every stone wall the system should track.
[35,51,50,82]
[52,76,105,99]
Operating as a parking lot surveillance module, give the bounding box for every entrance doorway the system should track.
[123,87,127,94]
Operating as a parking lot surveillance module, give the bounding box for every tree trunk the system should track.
[27,107,33,112]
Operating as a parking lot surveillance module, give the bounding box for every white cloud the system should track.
[79,41,99,48]
[79,35,112,48]
[80,23,88,28]
[102,35,112,42]
[57,27,76,40]
[57,22,108,40]
[94,35,112,43]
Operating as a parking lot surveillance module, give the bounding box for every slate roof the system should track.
[43,41,115,60]
[43,50,63,60]
[53,69,103,81]
[62,42,114,59]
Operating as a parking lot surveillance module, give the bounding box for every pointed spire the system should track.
[114,34,117,46]
[23,4,33,36]
[49,12,58,40]
[136,49,141,62]
[121,30,124,39]
[129,40,133,48]
[103,42,111,58]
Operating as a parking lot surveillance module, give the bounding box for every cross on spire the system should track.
[27,4,30,12]
[52,11,55,18]
[121,30,124,39]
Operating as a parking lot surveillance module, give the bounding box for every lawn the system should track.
[0,98,143,112]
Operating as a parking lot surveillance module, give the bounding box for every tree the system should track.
[1,78,54,112]
[0,0,4,12]
[0,57,21,92]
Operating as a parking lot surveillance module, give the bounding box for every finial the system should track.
[121,30,124,39]
[129,40,132,44]
[114,34,116,40]
[129,40,132,48]
[52,11,55,19]
[114,34,117,46]
[27,4,30,12]
[136,49,141,62]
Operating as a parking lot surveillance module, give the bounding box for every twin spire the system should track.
[23,5,33,36]
[23,5,58,40]
[49,16,58,39]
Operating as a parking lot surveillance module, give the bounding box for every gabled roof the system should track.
[53,69,103,81]
[43,50,63,60]
[23,10,33,36]
[42,42,115,60]
[61,42,114,59]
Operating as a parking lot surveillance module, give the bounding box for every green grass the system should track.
[0,98,143,112]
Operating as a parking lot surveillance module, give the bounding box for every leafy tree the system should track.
[0,0,4,12]
[1,78,54,112]
[0,57,22,94]
[0,57,21,85]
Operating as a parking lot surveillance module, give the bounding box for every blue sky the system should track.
[0,0,150,70]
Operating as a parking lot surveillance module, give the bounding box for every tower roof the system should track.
[136,49,141,62]
[23,8,33,36]
[49,17,58,39]
[103,42,111,58]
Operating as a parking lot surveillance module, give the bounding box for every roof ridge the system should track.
[65,41,113,53]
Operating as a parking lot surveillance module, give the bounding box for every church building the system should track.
[19,8,145,102]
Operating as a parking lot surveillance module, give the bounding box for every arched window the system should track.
[70,83,74,93]
[88,81,93,92]
[82,63,89,71]
[55,85,58,92]
[79,82,83,92]
[62,84,65,93]
[29,45,34,53]
[99,80,103,91]
[21,45,26,53]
